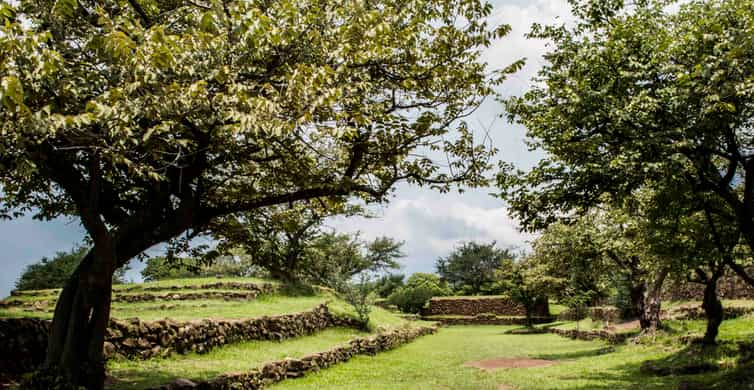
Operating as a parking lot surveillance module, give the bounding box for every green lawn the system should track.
[271,325,748,390]
[1,294,329,320]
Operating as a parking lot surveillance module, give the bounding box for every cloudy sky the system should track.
[0,0,573,297]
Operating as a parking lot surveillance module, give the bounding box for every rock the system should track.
[169,378,198,389]
[103,342,116,358]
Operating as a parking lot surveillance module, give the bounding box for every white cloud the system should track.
[328,190,537,274]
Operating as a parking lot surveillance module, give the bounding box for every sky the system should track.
[0,0,574,298]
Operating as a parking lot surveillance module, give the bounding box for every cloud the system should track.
[327,189,536,275]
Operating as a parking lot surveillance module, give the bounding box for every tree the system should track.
[526,221,611,306]
[640,180,744,344]
[373,273,405,298]
[387,272,451,314]
[140,252,258,281]
[498,0,754,287]
[436,241,514,294]
[0,0,517,385]
[302,233,403,286]
[211,202,358,283]
[497,257,556,327]
[16,247,127,291]
[524,200,672,333]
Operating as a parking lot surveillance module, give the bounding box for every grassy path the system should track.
[271,325,693,390]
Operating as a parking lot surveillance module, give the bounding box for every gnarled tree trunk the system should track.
[701,277,723,345]
[41,244,116,390]
[638,268,669,334]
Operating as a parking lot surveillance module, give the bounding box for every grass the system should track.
[270,323,754,390]
[6,280,754,389]
[0,295,329,320]
[106,327,366,390]
[113,276,276,290]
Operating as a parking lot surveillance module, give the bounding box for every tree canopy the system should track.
[0,0,519,386]
[16,246,127,291]
[436,241,514,294]
[498,0,754,266]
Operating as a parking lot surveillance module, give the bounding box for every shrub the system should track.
[17,246,127,290]
[387,273,450,314]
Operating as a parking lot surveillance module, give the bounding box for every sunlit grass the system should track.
[106,327,366,390]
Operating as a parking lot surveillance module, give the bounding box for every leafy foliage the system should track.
[387,273,451,314]
[496,257,556,326]
[16,246,127,290]
[140,252,261,281]
[301,233,404,286]
[0,0,519,384]
[436,241,514,294]
[372,274,405,299]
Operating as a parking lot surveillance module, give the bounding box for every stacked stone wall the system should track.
[547,327,632,344]
[1,283,278,309]
[423,296,549,317]
[0,304,360,379]
[149,326,437,390]
[662,269,754,301]
[423,313,554,326]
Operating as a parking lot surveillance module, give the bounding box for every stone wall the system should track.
[667,306,754,321]
[1,285,279,310]
[662,269,754,301]
[0,304,361,379]
[105,304,361,359]
[547,327,632,344]
[423,313,555,326]
[150,326,437,390]
[0,318,49,381]
[423,296,549,317]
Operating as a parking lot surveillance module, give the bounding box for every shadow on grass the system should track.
[107,368,199,390]
[551,342,754,390]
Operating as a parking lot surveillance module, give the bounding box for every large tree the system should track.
[498,0,754,285]
[0,0,518,386]
[436,241,515,294]
[209,201,358,282]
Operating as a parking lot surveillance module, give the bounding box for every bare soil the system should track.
[464,357,558,370]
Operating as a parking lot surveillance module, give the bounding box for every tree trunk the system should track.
[524,304,533,328]
[639,269,668,334]
[629,282,647,320]
[702,277,723,345]
[41,245,116,390]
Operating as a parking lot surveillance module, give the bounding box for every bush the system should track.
[16,246,127,290]
[387,273,450,314]
[140,254,261,281]
[373,273,405,298]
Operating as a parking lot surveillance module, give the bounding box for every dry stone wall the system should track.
[423,296,549,317]
[662,269,754,301]
[106,304,361,359]
[547,327,632,344]
[150,326,437,390]
[0,318,49,381]
[668,305,754,321]
[2,282,279,309]
[0,304,361,379]
[423,313,554,326]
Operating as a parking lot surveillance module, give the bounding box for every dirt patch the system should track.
[498,384,518,390]
[464,357,558,370]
